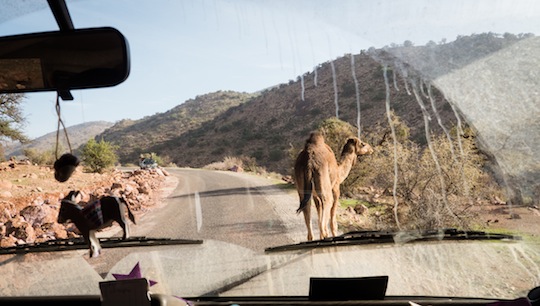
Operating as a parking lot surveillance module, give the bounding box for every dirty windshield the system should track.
[0,0,539,301]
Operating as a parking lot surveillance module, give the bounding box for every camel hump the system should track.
[306,131,325,145]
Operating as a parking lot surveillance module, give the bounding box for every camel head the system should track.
[342,137,374,164]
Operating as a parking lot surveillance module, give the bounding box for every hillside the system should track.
[99,91,256,164]
[97,33,530,176]
[4,121,113,158]
[149,53,455,174]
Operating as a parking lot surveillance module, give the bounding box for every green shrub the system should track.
[23,148,56,166]
[80,139,119,173]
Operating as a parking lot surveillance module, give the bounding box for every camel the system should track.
[294,131,373,241]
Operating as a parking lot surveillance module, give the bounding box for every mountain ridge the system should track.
[4,121,114,158]
[98,32,529,174]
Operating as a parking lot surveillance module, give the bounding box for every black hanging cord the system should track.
[55,93,73,159]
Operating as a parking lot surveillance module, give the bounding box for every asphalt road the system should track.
[89,168,305,276]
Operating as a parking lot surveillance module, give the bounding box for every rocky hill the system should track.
[144,53,455,174]
[98,91,256,164]
[4,121,113,158]
[96,33,531,176]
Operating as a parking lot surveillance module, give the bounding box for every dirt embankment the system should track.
[0,161,170,247]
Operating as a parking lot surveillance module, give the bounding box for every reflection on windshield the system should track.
[1,0,540,301]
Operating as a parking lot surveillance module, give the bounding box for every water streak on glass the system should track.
[350,54,362,136]
[383,65,401,229]
[392,68,399,91]
[331,60,339,118]
[411,79,464,228]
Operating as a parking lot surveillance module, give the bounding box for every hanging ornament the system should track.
[54,152,80,182]
[53,93,79,182]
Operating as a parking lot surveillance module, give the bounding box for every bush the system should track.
[80,139,119,173]
[23,148,56,166]
[317,117,357,154]
[353,121,500,230]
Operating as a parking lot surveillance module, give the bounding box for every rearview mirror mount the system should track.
[0,27,130,100]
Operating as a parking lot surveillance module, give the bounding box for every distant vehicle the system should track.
[139,158,157,169]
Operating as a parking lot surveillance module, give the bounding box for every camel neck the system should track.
[337,153,356,183]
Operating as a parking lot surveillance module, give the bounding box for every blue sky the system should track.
[1,0,539,139]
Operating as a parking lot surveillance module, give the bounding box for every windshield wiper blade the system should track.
[265,228,520,253]
[0,236,203,255]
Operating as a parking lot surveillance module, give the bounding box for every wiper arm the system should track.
[0,236,203,255]
[265,228,520,253]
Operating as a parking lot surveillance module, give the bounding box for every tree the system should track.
[1,93,28,160]
[0,93,27,142]
[317,117,357,154]
[403,40,414,47]
[80,138,119,173]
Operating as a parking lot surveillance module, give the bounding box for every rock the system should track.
[354,204,369,215]
[0,203,16,223]
[0,180,13,189]
[0,235,18,247]
[153,168,165,176]
[29,173,38,179]
[33,227,45,238]
[19,204,57,226]
[229,165,243,172]
[493,196,505,205]
[0,223,6,236]
[0,191,13,198]
[5,216,25,230]
[43,222,72,239]
[282,175,294,184]
[138,182,152,195]
[11,221,36,242]
[357,186,374,194]
[509,213,521,219]
[111,182,124,190]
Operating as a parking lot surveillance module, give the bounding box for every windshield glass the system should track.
[0,0,539,301]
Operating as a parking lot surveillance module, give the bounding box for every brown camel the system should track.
[294,131,373,241]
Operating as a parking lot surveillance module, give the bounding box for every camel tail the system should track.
[120,197,136,224]
[296,170,313,214]
[296,192,312,214]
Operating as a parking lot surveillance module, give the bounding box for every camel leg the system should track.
[320,194,333,239]
[313,196,326,239]
[312,196,325,240]
[330,185,341,237]
[316,174,333,240]
[302,201,314,241]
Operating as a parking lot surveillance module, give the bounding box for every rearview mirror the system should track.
[0,27,130,99]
